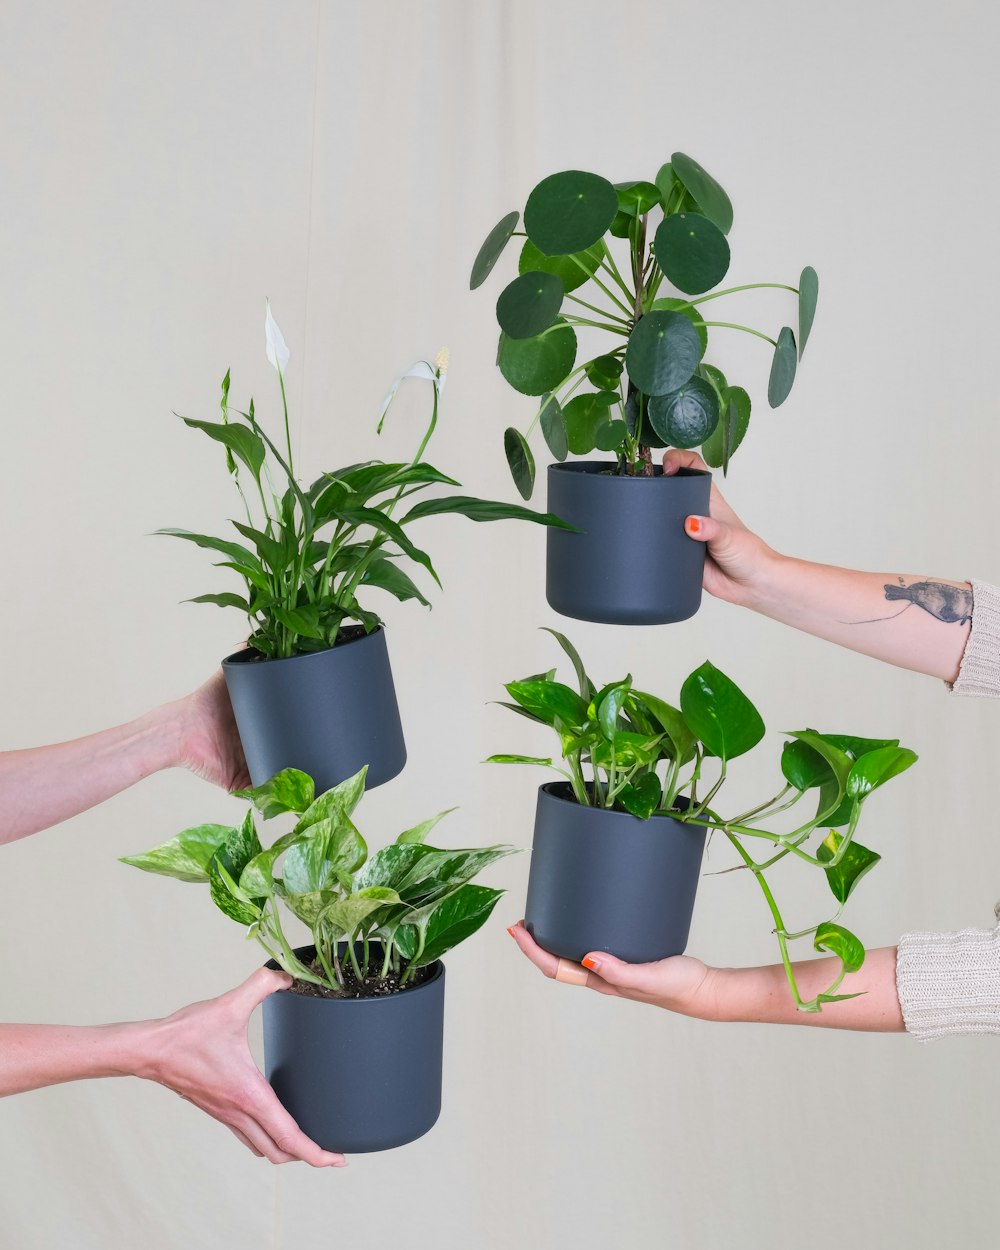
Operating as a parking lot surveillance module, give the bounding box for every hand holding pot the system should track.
[173,668,251,793]
[134,968,347,1167]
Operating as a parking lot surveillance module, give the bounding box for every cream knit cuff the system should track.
[896,914,1000,1039]
[949,579,1000,697]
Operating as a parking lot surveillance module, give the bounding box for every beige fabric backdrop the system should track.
[1,1,997,1246]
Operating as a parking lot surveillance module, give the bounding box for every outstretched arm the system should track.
[0,969,345,1167]
[0,672,249,846]
[665,450,973,685]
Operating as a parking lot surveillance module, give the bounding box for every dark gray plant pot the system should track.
[262,945,445,1153]
[524,783,706,963]
[546,461,712,625]
[222,626,406,792]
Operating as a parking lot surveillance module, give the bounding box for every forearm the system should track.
[0,1020,151,1097]
[746,552,971,683]
[0,702,185,846]
[706,946,904,1032]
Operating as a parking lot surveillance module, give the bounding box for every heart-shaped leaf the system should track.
[817,831,882,906]
[618,773,663,820]
[768,327,797,408]
[496,271,565,339]
[498,319,577,396]
[654,213,731,295]
[846,746,918,800]
[670,152,734,233]
[524,170,619,256]
[232,768,315,819]
[470,210,519,289]
[813,921,865,974]
[648,375,720,448]
[120,824,235,884]
[625,310,703,396]
[505,678,590,729]
[680,662,765,761]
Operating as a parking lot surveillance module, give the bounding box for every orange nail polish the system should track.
[686,516,702,535]
[506,926,517,937]
[581,955,599,971]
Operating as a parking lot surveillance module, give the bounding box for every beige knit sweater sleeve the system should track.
[896,579,1000,1039]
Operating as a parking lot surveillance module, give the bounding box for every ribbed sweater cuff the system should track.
[896,922,1000,1039]
[949,579,1000,697]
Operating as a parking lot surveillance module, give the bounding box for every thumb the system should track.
[683,513,728,545]
[236,966,294,1011]
[581,951,665,995]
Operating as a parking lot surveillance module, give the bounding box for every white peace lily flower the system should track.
[376,349,448,429]
[264,299,290,374]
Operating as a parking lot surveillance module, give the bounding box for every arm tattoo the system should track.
[845,578,973,625]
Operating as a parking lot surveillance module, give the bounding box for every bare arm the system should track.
[508,924,904,1033]
[664,451,972,684]
[0,969,345,1166]
[0,672,249,846]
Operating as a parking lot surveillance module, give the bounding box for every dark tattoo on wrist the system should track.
[845,578,973,625]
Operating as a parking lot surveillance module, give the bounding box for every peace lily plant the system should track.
[471,152,818,498]
[490,631,917,1013]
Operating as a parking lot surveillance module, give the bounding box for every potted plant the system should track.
[471,153,819,625]
[121,764,515,1151]
[488,630,916,1012]
[160,304,569,792]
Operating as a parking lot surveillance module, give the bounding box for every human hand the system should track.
[662,449,780,607]
[507,922,719,1019]
[131,968,346,1166]
[173,669,251,792]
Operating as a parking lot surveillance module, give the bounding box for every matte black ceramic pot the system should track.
[263,945,445,1153]
[222,626,406,792]
[524,783,706,963]
[545,461,712,625]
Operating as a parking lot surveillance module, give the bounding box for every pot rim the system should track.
[264,943,445,1004]
[538,779,691,821]
[547,460,710,481]
[222,623,386,668]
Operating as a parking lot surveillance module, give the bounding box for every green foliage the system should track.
[121,766,515,995]
[473,154,817,495]
[162,311,566,659]
[489,633,917,1015]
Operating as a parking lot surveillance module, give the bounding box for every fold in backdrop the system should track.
[1,2,998,1248]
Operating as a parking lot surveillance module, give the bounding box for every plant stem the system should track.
[564,292,631,326]
[570,255,633,318]
[561,315,630,336]
[727,833,808,1010]
[700,322,778,348]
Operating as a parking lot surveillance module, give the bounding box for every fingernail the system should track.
[685,516,702,535]
[506,926,517,938]
[581,955,600,971]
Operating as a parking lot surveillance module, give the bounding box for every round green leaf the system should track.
[608,208,633,239]
[498,319,577,396]
[648,376,719,449]
[650,297,708,353]
[768,326,797,408]
[701,384,750,472]
[585,354,624,390]
[519,238,604,294]
[615,180,661,214]
[524,170,619,257]
[471,210,519,289]
[670,152,733,234]
[680,661,765,761]
[654,162,678,206]
[625,310,703,396]
[539,394,568,461]
[496,271,565,340]
[594,419,628,452]
[504,427,535,500]
[654,213,731,296]
[563,391,620,455]
[798,265,819,359]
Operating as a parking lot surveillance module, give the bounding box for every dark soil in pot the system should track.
[222,624,406,793]
[524,782,706,963]
[545,461,711,625]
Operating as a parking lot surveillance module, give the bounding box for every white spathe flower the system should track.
[264,299,290,374]
[376,350,448,430]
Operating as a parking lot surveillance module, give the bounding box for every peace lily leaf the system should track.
[817,831,882,906]
[484,754,553,767]
[154,528,264,573]
[701,385,750,473]
[470,210,519,289]
[798,266,819,358]
[120,824,234,883]
[648,375,720,449]
[504,427,535,499]
[395,884,506,967]
[584,354,624,391]
[518,238,604,294]
[295,766,368,831]
[563,390,620,455]
[524,170,619,256]
[540,627,596,701]
[539,393,568,461]
[670,152,734,234]
[506,679,590,729]
[498,319,577,396]
[813,921,865,974]
[680,662,765,761]
[846,746,918,800]
[496,271,565,340]
[181,418,266,480]
[186,592,250,611]
[264,300,290,374]
[272,605,325,640]
[650,297,708,354]
[232,768,315,819]
[625,310,703,396]
[768,327,797,408]
[618,773,662,820]
[361,558,431,606]
[632,692,696,763]
[654,213,731,296]
[401,493,573,529]
[396,808,458,846]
